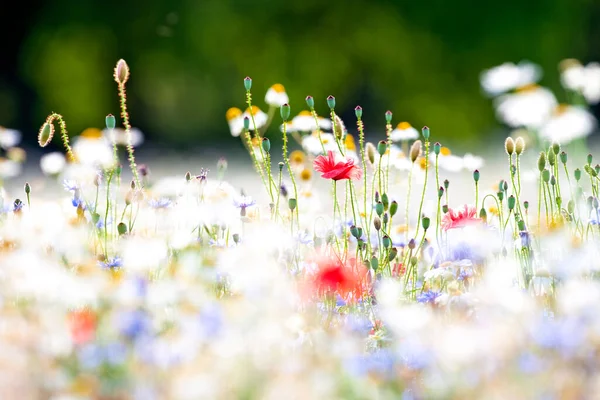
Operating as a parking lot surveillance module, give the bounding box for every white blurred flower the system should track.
[103,127,144,147]
[73,135,114,169]
[0,127,21,149]
[463,153,484,171]
[288,111,331,132]
[242,106,268,131]
[121,237,168,273]
[539,105,596,145]
[390,122,419,142]
[264,83,289,107]
[430,147,463,173]
[301,132,338,155]
[560,59,600,104]
[0,158,21,178]
[226,107,245,137]
[494,85,557,128]
[480,61,541,96]
[40,152,66,176]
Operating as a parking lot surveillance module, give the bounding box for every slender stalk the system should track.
[117,84,141,188]
[414,141,430,238]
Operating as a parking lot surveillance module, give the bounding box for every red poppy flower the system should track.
[441,204,481,231]
[68,309,97,345]
[310,256,370,300]
[313,151,362,181]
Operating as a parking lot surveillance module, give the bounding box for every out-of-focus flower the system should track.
[40,152,67,176]
[494,85,557,128]
[430,147,464,172]
[68,309,96,345]
[7,147,26,163]
[417,290,442,304]
[148,198,173,209]
[99,257,123,269]
[0,157,21,178]
[463,153,484,171]
[391,122,419,142]
[226,107,244,137]
[480,61,541,96]
[0,126,21,149]
[309,256,369,300]
[313,150,362,181]
[73,129,114,169]
[265,83,289,107]
[442,205,481,231]
[103,127,144,147]
[302,132,338,156]
[288,111,332,132]
[560,59,600,104]
[242,106,268,131]
[539,105,596,145]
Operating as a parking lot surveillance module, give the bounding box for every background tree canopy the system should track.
[1,0,598,149]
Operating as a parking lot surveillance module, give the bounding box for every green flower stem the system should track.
[405,163,414,242]
[309,108,327,154]
[44,113,76,162]
[275,166,283,223]
[356,117,371,253]
[414,141,430,239]
[282,121,299,224]
[104,170,114,259]
[117,84,141,188]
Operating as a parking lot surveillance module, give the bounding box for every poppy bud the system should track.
[38,122,54,147]
[366,143,376,164]
[504,137,515,155]
[382,235,391,248]
[442,204,449,214]
[515,137,525,155]
[524,201,529,210]
[547,150,556,166]
[390,201,398,217]
[422,217,430,230]
[542,169,550,183]
[355,105,363,119]
[388,247,398,262]
[114,59,130,85]
[375,202,384,216]
[588,154,593,165]
[444,179,450,190]
[288,198,297,211]
[24,182,31,195]
[118,222,127,236]
[518,219,526,231]
[433,142,441,156]
[537,152,546,172]
[262,138,271,153]
[280,103,291,121]
[381,193,389,211]
[382,212,389,225]
[552,142,560,155]
[479,208,487,222]
[185,171,192,182]
[421,126,430,140]
[560,151,567,165]
[350,225,359,238]
[574,168,581,181]
[385,110,393,124]
[438,186,444,198]
[305,96,314,109]
[244,76,252,91]
[497,191,504,201]
[370,257,379,270]
[473,170,480,182]
[508,195,516,210]
[243,117,250,131]
[408,239,416,250]
[410,140,422,163]
[326,95,336,109]
[233,233,240,244]
[106,114,116,130]
[374,216,381,231]
[377,140,387,157]
[567,200,575,214]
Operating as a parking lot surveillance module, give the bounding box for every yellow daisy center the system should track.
[419,157,428,170]
[300,168,312,181]
[396,224,408,234]
[270,83,285,93]
[488,206,499,216]
[298,110,312,117]
[554,104,570,116]
[245,105,262,116]
[559,58,581,72]
[226,107,242,121]
[515,83,539,93]
[397,122,412,130]
[81,128,103,139]
[440,147,451,156]
[345,134,356,151]
[290,150,305,164]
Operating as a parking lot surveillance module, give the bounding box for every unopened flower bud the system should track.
[355,106,363,119]
[24,182,30,195]
[288,198,297,211]
[537,152,546,172]
[547,149,556,166]
[382,212,389,225]
[574,168,581,181]
[117,222,127,236]
[422,217,430,230]
[305,96,314,109]
[524,201,529,210]
[438,186,444,198]
[542,169,550,183]
[377,140,387,157]
[38,122,54,147]
[243,116,250,131]
[374,216,381,231]
[385,110,392,123]
[588,154,593,165]
[444,179,450,190]
[388,247,398,262]
[114,59,130,85]
[421,126,430,140]
[370,257,379,270]
[473,170,480,182]
[280,103,291,121]
[442,204,449,213]
[375,201,384,216]
[504,137,515,155]
[560,151,567,165]
[410,140,422,163]
[518,219,526,231]
[366,143,376,164]
[390,200,398,217]
[497,191,504,201]
[326,95,336,109]
[479,207,487,222]
[408,239,416,250]
[508,195,516,210]
[381,193,389,210]
[515,137,525,155]
[382,235,391,248]
[567,200,575,214]
[185,171,192,182]
[244,76,252,91]
[262,138,271,153]
[552,142,560,155]
[106,114,116,130]
[433,142,441,156]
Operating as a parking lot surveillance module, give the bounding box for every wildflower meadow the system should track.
[1,57,600,399]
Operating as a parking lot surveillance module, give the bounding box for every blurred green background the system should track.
[1,0,599,149]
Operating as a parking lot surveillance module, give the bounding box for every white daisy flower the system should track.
[0,127,21,149]
[103,127,144,147]
[40,152,66,176]
[480,61,541,96]
[242,106,268,131]
[539,105,596,145]
[301,132,338,156]
[494,85,557,128]
[390,122,419,142]
[73,132,115,169]
[560,59,600,104]
[226,107,244,137]
[289,111,331,132]
[430,147,463,173]
[463,153,484,171]
[264,83,289,107]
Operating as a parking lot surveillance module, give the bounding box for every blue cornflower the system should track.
[95,217,112,229]
[233,195,256,209]
[72,197,85,208]
[63,179,79,192]
[344,314,372,335]
[118,309,151,340]
[347,349,396,378]
[148,198,172,209]
[99,256,123,269]
[199,303,222,338]
[13,200,24,212]
[295,230,314,245]
[519,231,531,248]
[416,290,441,304]
[458,269,473,281]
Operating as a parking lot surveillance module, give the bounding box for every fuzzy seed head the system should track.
[366,142,376,165]
[114,59,130,85]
